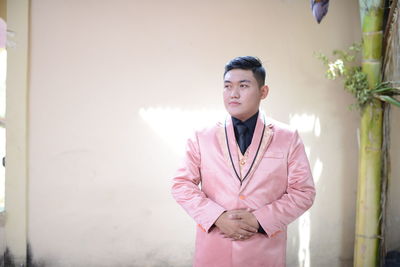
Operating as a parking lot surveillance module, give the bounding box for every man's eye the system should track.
[224,85,231,89]
[240,84,249,88]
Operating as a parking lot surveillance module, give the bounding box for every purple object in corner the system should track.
[311,0,330,24]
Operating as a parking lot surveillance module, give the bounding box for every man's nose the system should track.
[230,87,240,98]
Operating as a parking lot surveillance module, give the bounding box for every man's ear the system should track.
[260,85,269,99]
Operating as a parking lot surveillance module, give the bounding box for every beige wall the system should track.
[10,0,397,266]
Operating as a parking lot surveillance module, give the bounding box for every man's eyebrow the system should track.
[224,80,252,83]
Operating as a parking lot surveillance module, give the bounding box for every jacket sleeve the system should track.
[171,133,226,232]
[253,130,316,237]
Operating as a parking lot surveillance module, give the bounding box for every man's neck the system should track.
[232,111,259,123]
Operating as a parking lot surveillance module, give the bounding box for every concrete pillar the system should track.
[4,0,29,265]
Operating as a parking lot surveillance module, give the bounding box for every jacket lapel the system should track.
[217,116,242,184]
[217,112,274,186]
[240,113,274,189]
[241,113,265,177]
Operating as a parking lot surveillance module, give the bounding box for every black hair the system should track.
[224,56,266,87]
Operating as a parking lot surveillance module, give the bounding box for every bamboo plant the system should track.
[354,1,385,266]
[316,0,400,266]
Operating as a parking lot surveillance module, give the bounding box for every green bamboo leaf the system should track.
[374,95,400,107]
[371,87,400,94]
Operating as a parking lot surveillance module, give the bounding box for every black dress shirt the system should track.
[231,111,266,234]
[232,111,259,154]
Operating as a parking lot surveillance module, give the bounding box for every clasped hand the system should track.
[214,209,259,241]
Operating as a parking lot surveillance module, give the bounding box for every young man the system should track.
[171,56,315,267]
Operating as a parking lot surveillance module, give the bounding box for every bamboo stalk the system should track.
[354,1,385,266]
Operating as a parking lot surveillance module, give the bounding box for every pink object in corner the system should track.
[0,18,6,49]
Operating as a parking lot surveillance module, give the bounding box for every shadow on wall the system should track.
[0,244,46,267]
[0,248,14,267]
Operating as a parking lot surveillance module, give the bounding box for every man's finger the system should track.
[235,231,254,241]
[228,213,243,220]
[239,222,258,233]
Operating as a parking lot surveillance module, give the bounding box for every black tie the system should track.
[236,124,248,155]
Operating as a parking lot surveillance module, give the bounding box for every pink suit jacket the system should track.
[171,112,316,267]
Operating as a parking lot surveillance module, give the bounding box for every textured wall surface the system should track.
[23,0,400,266]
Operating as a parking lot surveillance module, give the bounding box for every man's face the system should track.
[223,69,268,121]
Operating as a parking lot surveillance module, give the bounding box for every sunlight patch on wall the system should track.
[139,107,225,155]
[312,157,323,184]
[289,112,321,267]
[141,108,321,267]
[298,211,311,267]
[289,113,321,137]
[304,146,311,158]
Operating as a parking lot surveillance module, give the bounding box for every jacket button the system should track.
[271,230,282,237]
[198,224,206,232]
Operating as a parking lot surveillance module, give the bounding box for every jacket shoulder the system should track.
[267,117,297,134]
